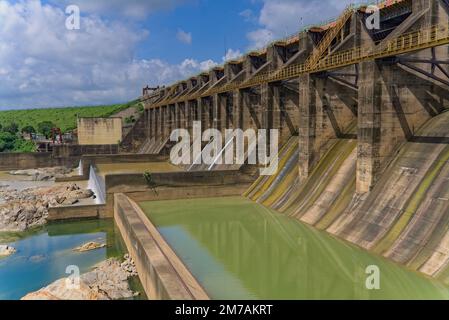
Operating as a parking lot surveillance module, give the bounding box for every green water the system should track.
[140,197,449,300]
[0,219,145,300]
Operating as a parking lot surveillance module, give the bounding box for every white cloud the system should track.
[247,29,274,50]
[245,0,352,49]
[51,0,189,19]
[239,9,255,22]
[176,29,192,45]
[0,0,213,109]
[223,49,242,62]
[199,59,218,71]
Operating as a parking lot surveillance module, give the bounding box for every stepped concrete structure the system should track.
[140,0,449,194]
[127,0,449,284]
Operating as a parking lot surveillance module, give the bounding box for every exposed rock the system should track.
[0,245,16,257]
[22,256,139,300]
[0,183,95,232]
[121,254,138,277]
[74,241,106,252]
[9,167,73,181]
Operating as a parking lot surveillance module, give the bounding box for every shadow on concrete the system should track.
[388,83,449,145]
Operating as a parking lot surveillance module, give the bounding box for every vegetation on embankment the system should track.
[0,100,144,153]
[0,100,142,134]
[0,131,36,153]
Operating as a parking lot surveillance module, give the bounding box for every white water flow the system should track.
[77,159,83,176]
[88,166,106,204]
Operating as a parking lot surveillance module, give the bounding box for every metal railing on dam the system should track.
[149,23,449,108]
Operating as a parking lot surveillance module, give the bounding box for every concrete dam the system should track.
[136,0,449,285]
[5,0,449,301]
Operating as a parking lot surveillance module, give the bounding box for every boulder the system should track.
[0,183,95,232]
[0,245,16,257]
[74,241,106,252]
[22,257,139,300]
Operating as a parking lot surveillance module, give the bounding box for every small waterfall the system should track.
[77,159,83,176]
[88,166,106,204]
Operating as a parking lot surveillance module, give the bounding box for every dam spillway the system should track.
[131,0,449,287]
[243,111,449,283]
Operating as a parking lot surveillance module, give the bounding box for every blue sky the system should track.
[133,1,261,64]
[0,0,352,110]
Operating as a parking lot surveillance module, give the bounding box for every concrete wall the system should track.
[120,111,149,153]
[79,153,168,179]
[0,152,78,171]
[0,145,120,171]
[48,204,107,221]
[52,144,119,158]
[77,117,122,146]
[103,170,254,217]
[50,165,253,221]
[114,194,209,300]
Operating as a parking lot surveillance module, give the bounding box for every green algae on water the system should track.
[140,197,449,300]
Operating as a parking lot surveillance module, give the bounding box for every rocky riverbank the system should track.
[9,167,73,181]
[0,183,95,232]
[22,255,139,300]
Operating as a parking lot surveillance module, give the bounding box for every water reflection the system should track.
[141,197,449,300]
[0,219,125,300]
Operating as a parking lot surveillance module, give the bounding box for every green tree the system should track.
[3,122,19,135]
[37,121,56,138]
[13,138,36,152]
[0,132,17,152]
[21,125,36,134]
[124,115,136,124]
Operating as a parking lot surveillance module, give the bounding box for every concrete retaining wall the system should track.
[79,153,168,180]
[120,111,149,153]
[114,193,209,300]
[0,145,120,171]
[48,204,107,221]
[106,170,254,190]
[0,152,78,171]
[52,144,119,158]
[103,170,253,218]
[51,167,252,221]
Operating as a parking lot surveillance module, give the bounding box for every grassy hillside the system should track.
[0,101,140,133]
